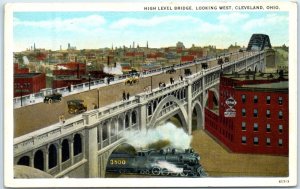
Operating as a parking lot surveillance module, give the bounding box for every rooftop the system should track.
[222,71,288,81]
[14,73,43,78]
[242,81,288,89]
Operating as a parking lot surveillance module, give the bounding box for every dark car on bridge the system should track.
[43,93,62,104]
[166,68,176,74]
[201,63,208,69]
[67,100,87,114]
[224,57,230,62]
[184,69,192,76]
[129,69,140,77]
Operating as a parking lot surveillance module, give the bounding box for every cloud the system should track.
[110,15,199,29]
[218,12,249,24]
[242,14,288,31]
[14,15,106,33]
[197,21,229,33]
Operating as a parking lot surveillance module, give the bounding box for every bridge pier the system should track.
[187,79,193,135]
[137,95,147,131]
[201,73,206,130]
[83,111,99,177]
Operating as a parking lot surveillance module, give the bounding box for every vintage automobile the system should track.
[43,93,62,104]
[125,77,139,85]
[67,100,87,114]
[201,63,208,69]
[224,57,230,62]
[184,69,192,76]
[166,68,176,74]
[129,69,140,77]
[217,58,224,65]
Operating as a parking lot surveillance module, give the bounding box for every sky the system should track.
[13,11,289,52]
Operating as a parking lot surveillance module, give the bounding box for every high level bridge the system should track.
[14,50,265,178]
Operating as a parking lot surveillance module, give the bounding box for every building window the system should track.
[266,124,271,132]
[278,124,283,133]
[278,111,283,119]
[253,137,259,145]
[242,122,246,131]
[242,94,246,103]
[242,136,247,144]
[242,108,246,116]
[266,138,271,146]
[253,95,258,103]
[266,109,271,118]
[253,109,258,117]
[266,96,271,104]
[278,139,283,146]
[278,97,283,105]
[253,123,258,131]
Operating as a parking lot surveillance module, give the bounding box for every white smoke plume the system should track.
[152,161,183,173]
[121,122,192,150]
[22,56,29,64]
[103,63,123,75]
[57,65,68,70]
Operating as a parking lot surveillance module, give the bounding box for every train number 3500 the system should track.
[110,159,127,165]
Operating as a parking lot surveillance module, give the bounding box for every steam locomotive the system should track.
[106,148,207,177]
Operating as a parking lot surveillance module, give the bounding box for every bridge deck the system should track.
[13,51,253,138]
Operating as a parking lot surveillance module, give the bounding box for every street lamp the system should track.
[151,75,153,92]
[20,85,23,107]
[88,73,91,90]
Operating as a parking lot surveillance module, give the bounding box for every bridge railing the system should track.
[14,117,85,156]
[13,51,262,109]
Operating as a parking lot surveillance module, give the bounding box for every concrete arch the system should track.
[254,64,258,72]
[101,141,136,177]
[48,144,58,169]
[73,133,82,156]
[191,100,204,130]
[17,155,30,166]
[34,150,44,171]
[148,95,188,131]
[131,110,137,125]
[203,87,219,107]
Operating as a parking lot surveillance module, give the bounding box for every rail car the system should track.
[106,148,207,177]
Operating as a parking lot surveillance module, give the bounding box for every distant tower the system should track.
[68,43,70,49]
[147,41,148,49]
[111,44,114,50]
[34,43,36,51]
[60,45,62,51]
[133,41,135,49]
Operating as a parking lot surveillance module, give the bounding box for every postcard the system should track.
[4,1,297,188]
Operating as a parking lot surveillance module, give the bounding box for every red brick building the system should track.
[14,64,46,97]
[205,72,289,156]
[181,55,195,63]
[52,62,86,88]
[14,73,46,97]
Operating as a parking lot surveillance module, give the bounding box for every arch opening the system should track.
[192,101,204,131]
[48,144,57,169]
[34,150,44,171]
[73,134,82,156]
[17,156,30,166]
[62,139,70,162]
[105,143,137,177]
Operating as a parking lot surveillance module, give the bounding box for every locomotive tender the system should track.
[106,148,207,177]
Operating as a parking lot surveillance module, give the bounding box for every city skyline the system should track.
[13,11,289,52]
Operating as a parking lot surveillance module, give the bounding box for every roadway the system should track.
[14,51,248,137]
